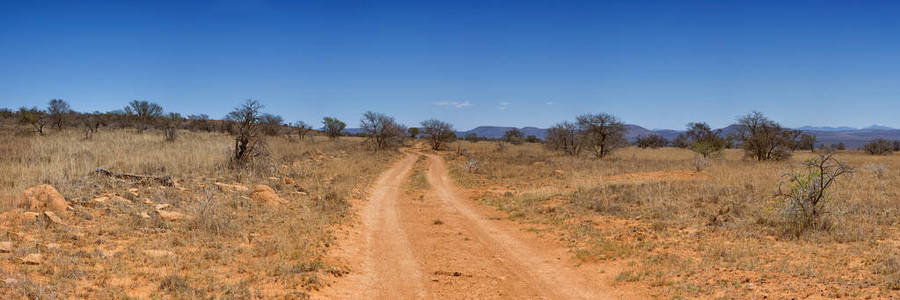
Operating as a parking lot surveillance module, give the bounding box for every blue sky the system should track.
[2,0,899,130]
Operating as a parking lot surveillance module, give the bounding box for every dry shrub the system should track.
[771,153,853,238]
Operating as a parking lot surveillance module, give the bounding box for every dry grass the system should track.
[445,141,900,298]
[0,126,397,298]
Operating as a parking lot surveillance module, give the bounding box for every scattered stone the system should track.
[553,169,566,177]
[139,212,151,219]
[281,177,296,185]
[155,203,170,210]
[249,185,287,206]
[127,188,139,196]
[23,184,68,212]
[43,211,65,225]
[0,241,13,253]
[156,210,191,221]
[142,249,175,258]
[92,196,109,203]
[45,243,61,250]
[97,249,117,258]
[144,199,155,205]
[20,253,42,265]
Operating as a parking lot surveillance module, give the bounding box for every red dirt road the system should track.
[316,152,643,299]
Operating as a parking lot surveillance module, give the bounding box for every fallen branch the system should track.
[93,168,174,186]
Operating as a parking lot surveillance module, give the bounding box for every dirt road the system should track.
[316,152,641,299]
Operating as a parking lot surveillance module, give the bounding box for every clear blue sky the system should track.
[2,0,899,130]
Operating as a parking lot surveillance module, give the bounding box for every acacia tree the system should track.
[322,117,346,139]
[360,111,406,151]
[546,121,581,155]
[577,113,627,159]
[863,138,893,155]
[295,121,313,140]
[735,111,794,161]
[634,134,667,149]
[504,128,524,145]
[124,100,163,131]
[18,107,50,135]
[225,99,265,165]
[47,99,71,130]
[407,127,421,139]
[421,119,456,150]
[681,122,726,158]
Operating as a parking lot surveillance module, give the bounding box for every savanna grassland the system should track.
[444,141,900,299]
[0,123,398,298]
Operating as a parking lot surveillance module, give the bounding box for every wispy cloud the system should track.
[497,102,511,110]
[432,101,472,108]
[546,101,556,106]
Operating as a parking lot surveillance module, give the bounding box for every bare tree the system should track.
[421,119,456,150]
[295,121,313,140]
[187,114,212,132]
[124,100,164,131]
[798,133,817,152]
[82,112,104,140]
[863,138,893,155]
[546,121,581,155]
[225,99,266,165]
[164,112,182,142]
[504,128,524,145]
[322,117,346,139]
[360,111,406,151]
[735,111,793,161]
[47,99,71,130]
[577,113,627,159]
[260,113,284,136]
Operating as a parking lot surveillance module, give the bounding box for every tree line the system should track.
[3,100,898,161]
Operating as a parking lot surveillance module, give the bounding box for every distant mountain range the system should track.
[342,124,900,149]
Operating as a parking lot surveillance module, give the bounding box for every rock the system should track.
[43,211,64,225]
[139,212,151,219]
[4,278,17,285]
[21,212,40,222]
[97,248,117,258]
[249,185,287,206]
[553,169,566,177]
[142,249,174,258]
[44,243,61,250]
[23,184,68,212]
[155,203,170,210]
[281,177,296,185]
[92,196,109,203]
[156,210,191,221]
[215,182,249,192]
[0,241,13,253]
[20,253,42,265]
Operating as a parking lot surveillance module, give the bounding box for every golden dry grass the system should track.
[445,141,900,298]
[0,127,398,298]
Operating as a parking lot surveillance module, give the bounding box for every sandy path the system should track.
[317,151,642,299]
[317,153,426,299]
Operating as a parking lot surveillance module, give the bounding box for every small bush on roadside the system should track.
[771,152,853,238]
